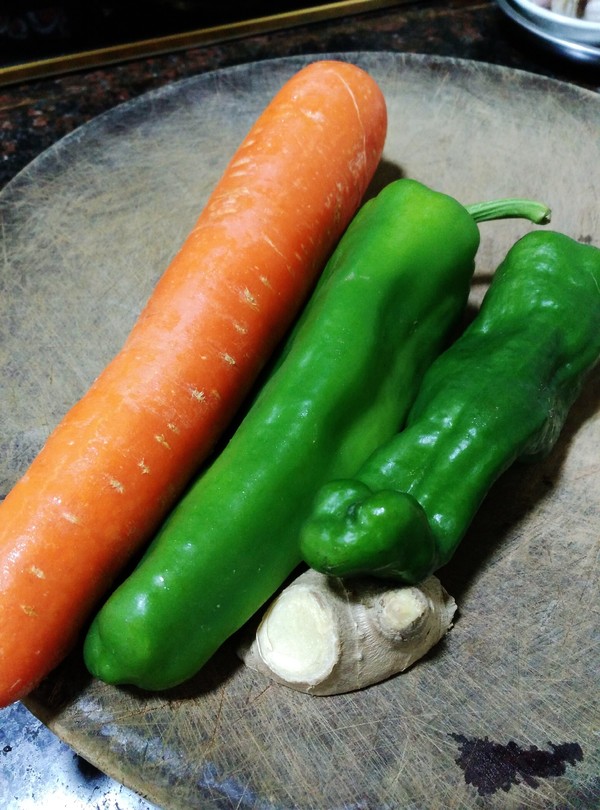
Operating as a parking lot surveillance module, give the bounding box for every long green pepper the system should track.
[83,180,549,690]
[300,230,600,584]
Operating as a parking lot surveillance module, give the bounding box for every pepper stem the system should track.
[466,199,551,225]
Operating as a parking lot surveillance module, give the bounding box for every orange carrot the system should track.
[0,59,387,707]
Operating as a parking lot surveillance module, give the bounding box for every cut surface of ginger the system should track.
[256,585,340,685]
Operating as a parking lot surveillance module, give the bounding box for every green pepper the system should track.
[83,180,548,691]
[300,230,600,584]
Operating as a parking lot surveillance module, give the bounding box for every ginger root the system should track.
[238,569,456,696]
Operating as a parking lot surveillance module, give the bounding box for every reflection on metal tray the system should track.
[497,0,600,62]
[0,0,404,86]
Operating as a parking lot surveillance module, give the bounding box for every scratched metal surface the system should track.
[0,53,599,809]
[0,701,159,809]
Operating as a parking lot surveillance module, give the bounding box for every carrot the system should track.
[0,59,387,707]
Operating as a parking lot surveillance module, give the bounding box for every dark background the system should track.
[1,2,366,67]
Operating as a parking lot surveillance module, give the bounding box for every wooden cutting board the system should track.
[1,53,599,809]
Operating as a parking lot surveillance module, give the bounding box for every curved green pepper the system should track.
[83,180,548,690]
[300,230,600,584]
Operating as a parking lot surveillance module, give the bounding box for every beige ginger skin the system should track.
[239,569,456,696]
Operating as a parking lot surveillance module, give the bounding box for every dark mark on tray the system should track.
[451,733,583,796]
[75,753,103,781]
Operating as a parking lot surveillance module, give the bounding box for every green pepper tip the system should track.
[300,482,438,583]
